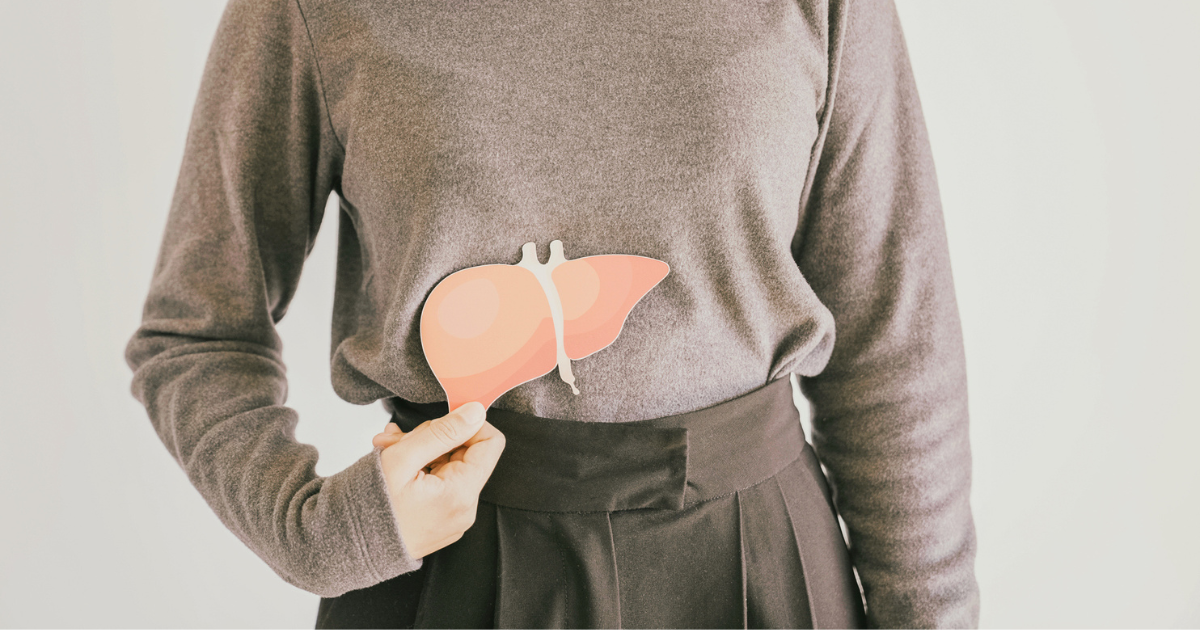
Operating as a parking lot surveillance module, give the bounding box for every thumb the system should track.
[383,402,486,480]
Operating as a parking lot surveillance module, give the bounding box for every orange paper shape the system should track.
[419,240,670,411]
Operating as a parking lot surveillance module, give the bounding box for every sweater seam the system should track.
[294,0,348,156]
[792,0,850,257]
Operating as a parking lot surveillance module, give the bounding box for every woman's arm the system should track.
[793,0,979,626]
[124,0,421,597]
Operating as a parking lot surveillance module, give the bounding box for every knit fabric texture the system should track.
[125,0,979,625]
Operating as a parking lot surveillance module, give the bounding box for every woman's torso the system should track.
[302,0,838,421]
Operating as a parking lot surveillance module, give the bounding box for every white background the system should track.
[1,1,1197,627]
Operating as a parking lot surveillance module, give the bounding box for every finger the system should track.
[373,431,405,449]
[446,424,489,464]
[383,402,487,481]
[396,420,431,443]
[393,420,451,463]
[376,419,436,449]
[461,419,499,448]
[435,422,491,467]
[461,422,506,480]
[372,421,408,449]
[374,426,403,445]
[435,421,506,490]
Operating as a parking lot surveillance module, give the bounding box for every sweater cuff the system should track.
[325,446,424,585]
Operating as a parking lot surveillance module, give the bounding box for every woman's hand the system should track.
[372,402,505,560]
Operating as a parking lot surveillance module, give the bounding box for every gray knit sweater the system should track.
[125,0,978,626]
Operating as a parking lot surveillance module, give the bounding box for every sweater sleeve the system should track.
[791,0,980,626]
[124,0,422,597]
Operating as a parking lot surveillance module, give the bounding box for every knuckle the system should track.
[428,418,460,446]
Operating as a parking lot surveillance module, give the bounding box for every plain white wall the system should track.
[0,1,1196,627]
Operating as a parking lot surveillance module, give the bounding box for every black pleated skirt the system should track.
[316,377,866,629]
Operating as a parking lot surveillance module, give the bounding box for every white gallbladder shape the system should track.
[419,240,670,411]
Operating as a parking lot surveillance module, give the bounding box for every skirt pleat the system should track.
[493,508,622,628]
[609,493,745,629]
[776,454,866,629]
[316,377,866,629]
[740,472,815,629]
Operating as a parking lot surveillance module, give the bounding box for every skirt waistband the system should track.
[384,376,808,513]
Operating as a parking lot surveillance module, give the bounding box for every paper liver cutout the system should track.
[420,240,670,411]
